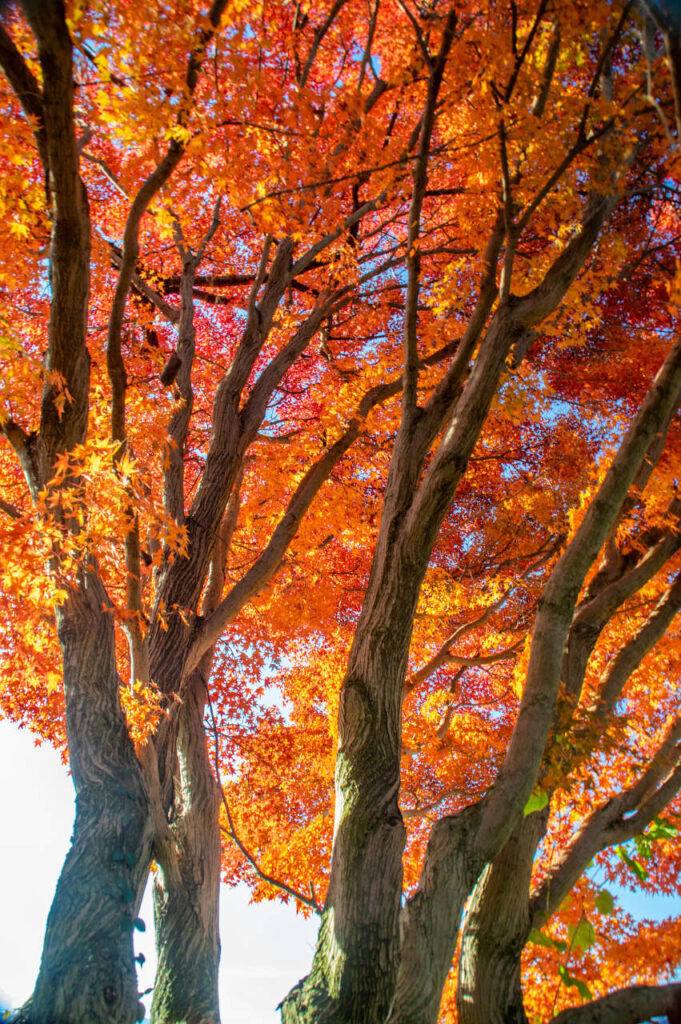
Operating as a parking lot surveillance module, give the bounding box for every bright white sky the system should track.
[0,720,318,1022]
[2,719,680,1019]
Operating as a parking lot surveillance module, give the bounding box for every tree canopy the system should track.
[2,1,681,1022]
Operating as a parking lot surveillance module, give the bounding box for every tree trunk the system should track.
[456,812,547,1024]
[281,306,525,1024]
[151,672,222,1024]
[30,575,152,1024]
[388,804,483,1024]
[280,540,417,1024]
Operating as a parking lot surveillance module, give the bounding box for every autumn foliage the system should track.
[2,0,681,1022]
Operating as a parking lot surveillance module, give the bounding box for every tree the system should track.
[2,1,681,1023]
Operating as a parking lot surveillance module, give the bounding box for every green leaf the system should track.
[595,889,614,915]
[634,834,652,859]
[524,788,549,816]
[574,979,593,1001]
[558,964,593,1000]
[617,845,649,881]
[568,919,596,951]
[133,917,146,932]
[648,817,677,840]
[528,928,555,949]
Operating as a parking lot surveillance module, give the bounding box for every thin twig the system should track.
[204,690,322,914]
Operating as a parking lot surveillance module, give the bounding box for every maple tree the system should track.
[3,0,681,1022]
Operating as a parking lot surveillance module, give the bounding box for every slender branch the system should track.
[498,121,516,300]
[195,195,223,262]
[447,644,523,668]
[0,23,49,182]
[395,0,431,65]
[106,0,229,447]
[401,787,462,819]
[405,538,560,694]
[504,0,549,103]
[122,512,149,688]
[204,696,321,914]
[531,717,681,926]
[299,0,349,88]
[291,193,388,278]
[563,506,681,697]
[104,236,180,325]
[515,119,616,241]
[163,260,198,522]
[82,149,128,198]
[402,9,458,419]
[476,331,681,857]
[358,0,380,90]
[186,425,361,673]
[531,19,560,118]
[596,570,681,718]
[417,209,504,444]
[0,496,22,520]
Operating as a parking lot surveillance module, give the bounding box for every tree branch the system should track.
[563,506,681,698]
[21,0,91,476]
[531,717,681,926]
[405,538,560,695]
[476,332,681,857]
[106,0,229,448]
[596,570,681,718]
[299,0,349,88]
[0,22,49,183]
[402,9,457,419]
[204,695,321,914]
[551,982,681,1024]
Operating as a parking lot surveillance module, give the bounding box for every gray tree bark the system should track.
[31,576,153,1024]
[456,812,548,1024]
[388,805,483,1024]
[151,673,222,1024]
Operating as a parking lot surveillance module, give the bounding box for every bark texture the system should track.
[151,673,222,1024]
[551,983,681,1024]
[31,577,152,1024]
[456,813,547,1024]
[389,804,484,1024]
[280,542,414,1023]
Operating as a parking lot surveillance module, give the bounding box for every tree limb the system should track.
[0,22,49,183]
[551,982,681,1024]
[476,332,681,857]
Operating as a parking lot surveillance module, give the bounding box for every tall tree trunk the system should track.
[30,575,152,1024]
[456,812,547,1024]
[281,306,526,1024]
[151,671,222,1024]
[280,540,417,1024]
[388,804,484,1024]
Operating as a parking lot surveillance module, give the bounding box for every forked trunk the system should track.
[30,577,152,1024]
[151,673,222,1024]
[388,804,484,1024]
[456,812,547,1024]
